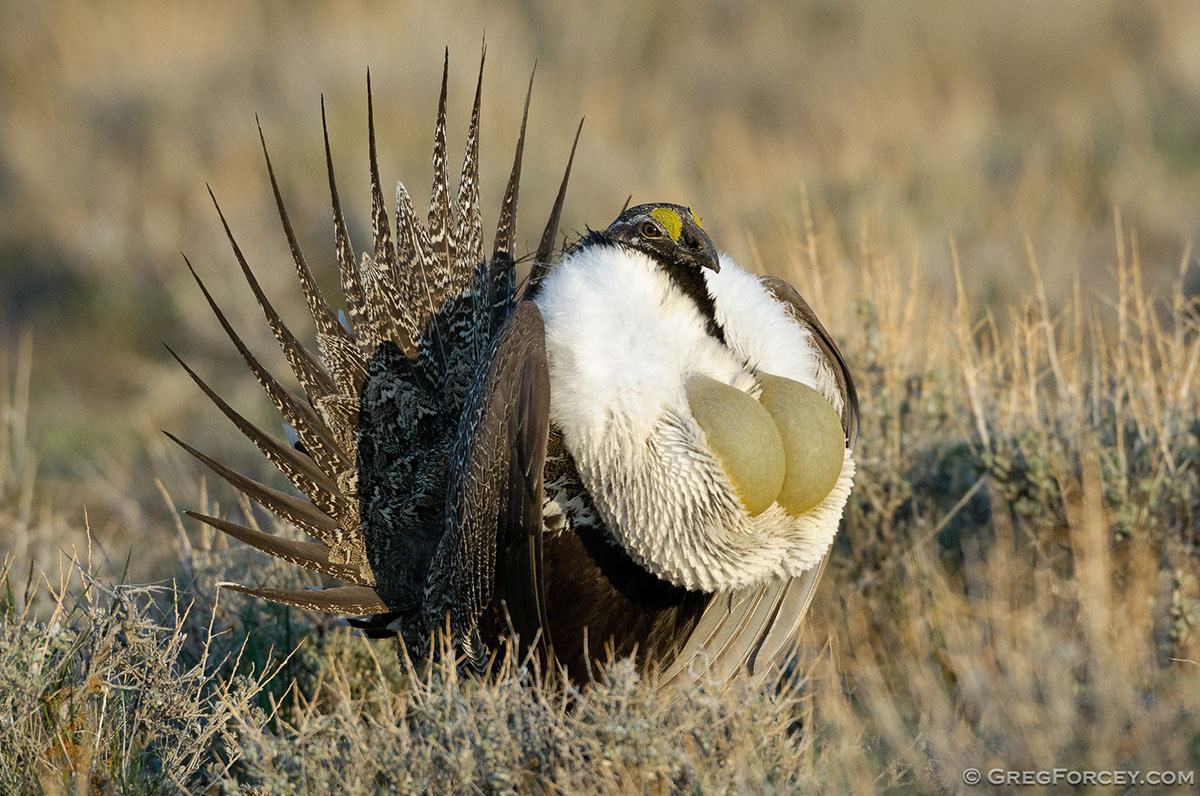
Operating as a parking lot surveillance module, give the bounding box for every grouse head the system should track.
[604,203,719,275]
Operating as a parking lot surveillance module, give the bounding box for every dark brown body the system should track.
[475,428,709,680]
[476,524,708,680]
[538,522,708,680]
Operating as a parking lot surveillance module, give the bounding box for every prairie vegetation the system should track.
[2,1,1198,791]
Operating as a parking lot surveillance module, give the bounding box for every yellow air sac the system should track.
[756,373,845,515]
[686,375,785,516]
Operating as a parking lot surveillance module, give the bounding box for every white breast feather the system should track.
[534,244,855,592]
[705,254,844,412]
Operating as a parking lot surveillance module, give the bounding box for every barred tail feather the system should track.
[394,181,442,360]
[454,45,486,290]
[258,119,368,399]
[174,53,572,658]
[219,583,388,616]
[457,47,488,367]
[187,511,370,585]
[366,72,397,280]
[322,96,372,354]
[428,48,457,271]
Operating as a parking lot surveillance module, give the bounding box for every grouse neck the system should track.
[660,258,725,345]
[569,229,727,345]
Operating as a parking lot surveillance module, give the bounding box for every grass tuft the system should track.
[2,210,1197,791]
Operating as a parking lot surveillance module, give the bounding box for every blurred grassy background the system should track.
[2,0,1199,582]
[4,2,1200,789]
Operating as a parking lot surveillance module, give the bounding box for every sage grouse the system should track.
[171,54,859,688]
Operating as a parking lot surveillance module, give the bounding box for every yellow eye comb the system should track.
[649,207,683,241]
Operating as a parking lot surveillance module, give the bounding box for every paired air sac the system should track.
[686,372,844,517]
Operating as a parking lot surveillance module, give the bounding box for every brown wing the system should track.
[761,275,859,448]
[422,300,553,665]
[491,303,554,660]
[661,275,856,690]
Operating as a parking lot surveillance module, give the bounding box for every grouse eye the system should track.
[641,221,661,238]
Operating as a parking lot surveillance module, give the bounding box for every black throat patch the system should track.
[660,259,726,345]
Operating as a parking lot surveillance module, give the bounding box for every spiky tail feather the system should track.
[171,52,576,655]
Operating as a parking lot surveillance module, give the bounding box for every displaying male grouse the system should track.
[171,53,858,689]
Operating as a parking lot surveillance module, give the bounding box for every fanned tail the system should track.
[171,52,579,651]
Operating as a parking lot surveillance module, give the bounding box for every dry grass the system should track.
[2,1,1199,793]
[3,209,1197,791]
[4,0,1200,555]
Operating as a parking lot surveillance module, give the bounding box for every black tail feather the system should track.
[524,117,583,299]
[182,255,351,479]
[221,583,388,615]
[165,431,341,548]
[167,345,347,520]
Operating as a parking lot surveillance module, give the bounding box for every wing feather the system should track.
[761,275,859,447]
[497,309,553,659]
[747,557,827,676]
[660,575,823,690]
[664,275,854,689]
[420,301,551,662]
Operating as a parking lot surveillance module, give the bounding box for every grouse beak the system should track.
[681,227,720,273]
[696,240,720,273]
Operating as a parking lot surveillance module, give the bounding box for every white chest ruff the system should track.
[534,245,855,592]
